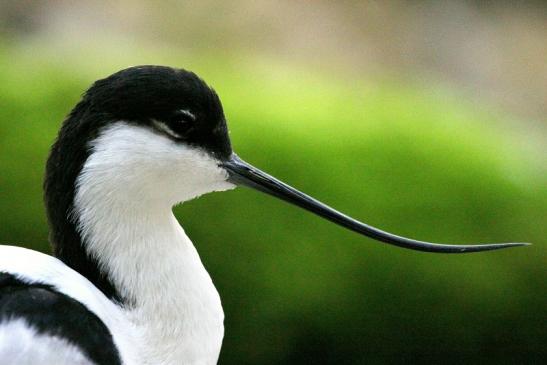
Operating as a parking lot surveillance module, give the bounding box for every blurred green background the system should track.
[1,1,546,364]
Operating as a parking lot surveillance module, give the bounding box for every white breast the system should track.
[0,244,224,365]
[72,122,231,364]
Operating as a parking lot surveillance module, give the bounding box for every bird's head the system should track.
[45,65,528,253]
[63,66,235,206]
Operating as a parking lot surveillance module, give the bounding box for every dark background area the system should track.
[1,1,545,363]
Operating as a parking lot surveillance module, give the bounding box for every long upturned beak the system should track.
[221,154,529,253]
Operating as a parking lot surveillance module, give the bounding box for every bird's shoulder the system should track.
[0,245,110,308]
[0,246,122,365]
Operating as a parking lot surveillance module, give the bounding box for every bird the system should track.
[0,65,528,365]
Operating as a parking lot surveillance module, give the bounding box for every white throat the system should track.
[73,122,235,364]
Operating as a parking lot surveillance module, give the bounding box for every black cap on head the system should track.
[84,65,232,159]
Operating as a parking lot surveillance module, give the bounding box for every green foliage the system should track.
[1,45,545,364]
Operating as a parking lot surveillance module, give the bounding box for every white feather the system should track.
[1,122,236,364]
[0,318,94,365]
[74,122,234,364]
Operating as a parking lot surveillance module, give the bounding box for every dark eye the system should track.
[154,109,196,139]
[167,109,196,124]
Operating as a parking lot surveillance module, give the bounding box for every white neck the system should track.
[73,123,234,364]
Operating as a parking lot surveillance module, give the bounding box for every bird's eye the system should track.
[167,109,196,125]
[153,109,196,139]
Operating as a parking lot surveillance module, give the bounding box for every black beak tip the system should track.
[443,241,531,254]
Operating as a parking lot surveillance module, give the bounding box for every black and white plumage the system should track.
[0,272,121,365]
[0,66,528,365]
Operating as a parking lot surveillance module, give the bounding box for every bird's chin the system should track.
[171,180,237,207]
[213,180,238,193]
